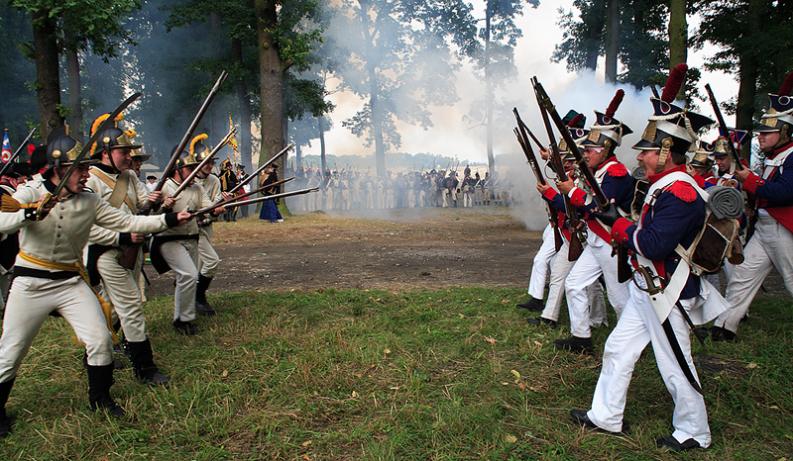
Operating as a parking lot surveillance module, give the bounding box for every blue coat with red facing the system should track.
[609,165,706,300]
[741,141,793,234]
[543,157,635,243]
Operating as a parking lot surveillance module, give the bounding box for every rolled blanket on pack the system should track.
[708,186,744,220]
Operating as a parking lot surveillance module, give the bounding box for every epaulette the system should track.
[607,162,628,177]
[665,180,697,203]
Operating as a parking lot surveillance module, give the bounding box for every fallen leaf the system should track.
[517,382,527,391]
[484,336,497,345]
[504,434,518,443]
[221,369,229,378]
[746,362,759,369]
[302,441,312,447]
[351,390,359,398]
[389,386,400,390]
[383,348,392,355]
[510,370,522,383]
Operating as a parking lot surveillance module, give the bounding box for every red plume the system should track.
[661,63,688,102]
[605,89,624,118]
[567,113,584,128]
[778,71,793,96]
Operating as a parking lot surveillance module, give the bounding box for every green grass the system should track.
[1,289,791,460]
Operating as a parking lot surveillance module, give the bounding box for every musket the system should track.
[228,143,293,194]
[532,78,609,208]
[532,77,630,279]
[191,187,318,216]
[512,109,563,252]
[169,127,237,199]
[0,127,36,177]
[524,98,585,261]
[704,84,744,171]
[50,93,141,198]
[213,177,295,209]
[704,83,757,241]
[139,70,228,213]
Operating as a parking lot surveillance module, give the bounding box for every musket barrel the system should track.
[0,127,36,178]
[153,70,229,193]
[229,143,294,194]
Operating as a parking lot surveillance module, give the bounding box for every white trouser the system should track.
[528,224,557,300]
[198,225,220,278]
[541,241,606,324]
[715,215,793,333]
[97,249,148,342]
[0,276,113,382]
[564,236,628,338]
[587,283,711,447]
[160,240,199,322]
[442,190,449,208]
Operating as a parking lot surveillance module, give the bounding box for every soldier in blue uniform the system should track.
[551,90,635,353]
[711,71,793,340]
[570,64,725,451]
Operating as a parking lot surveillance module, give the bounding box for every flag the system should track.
[1,129,11,163]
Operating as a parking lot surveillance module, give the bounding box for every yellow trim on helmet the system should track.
[190,133,209,155]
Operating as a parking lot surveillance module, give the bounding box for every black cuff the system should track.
[164,212,180,228]
[118,233,133,245]
[24,208,38,221]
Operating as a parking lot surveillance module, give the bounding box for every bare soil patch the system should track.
[145,208,542,296]
[145,207,787,297]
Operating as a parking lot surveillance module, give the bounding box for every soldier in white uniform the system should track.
[150,150,224,336]
[85,114,171,386]
[0,130,191,436]
[190,134,226,316]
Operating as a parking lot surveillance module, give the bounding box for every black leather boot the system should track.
[126,339,170,386]
[87,364,125,417]
[710,326,736,342]
[0,378,15,438]
[172,319,198,336]
[554,336,594,354]
[195,275,216,316]
[516,297,544,312]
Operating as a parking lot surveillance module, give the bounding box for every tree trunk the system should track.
[484,1,495,176]
[31,9,62,139]
[318,117,327,177]
[735,0,763,161]
[295,143,302,171]
[64,44,83,142]
[358,1,386,178]
[254,0,285,170]
[668,0,687,99]
[231,38,253,168]
[582,0,606,71]
[604,0,619,83]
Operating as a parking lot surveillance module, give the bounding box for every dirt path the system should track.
[145,208,542,296]
[145,207,787,297]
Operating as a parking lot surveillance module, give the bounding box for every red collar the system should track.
[770,140,793,159]
[647,164,687,185]
[594,155,618,173]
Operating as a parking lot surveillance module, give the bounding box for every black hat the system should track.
[580,89,633,152]
[690,140,714,169]
[558,110,589,160]
[146,175,157,180]
[633,64,714,160]
[89,113,141,159]
[755,72,793,133]
[711,129,750,158]
[46,127,96,169]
